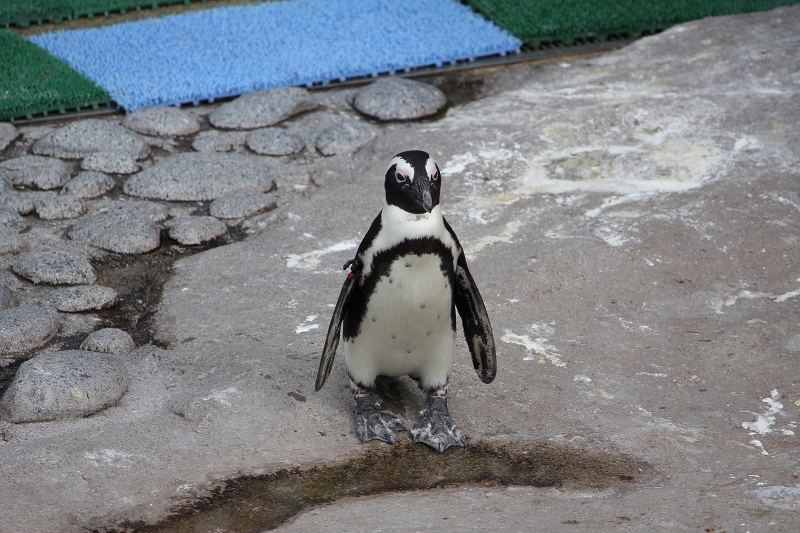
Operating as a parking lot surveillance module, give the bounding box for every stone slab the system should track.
[61,171,116,198]
[353,77,448,121]
[0,350,130,423]
[0,305,59,357]
[32,119,150,160]
[80,328,136,355]
[0,155,72,190]
[167,215,227,245]
[45,285,118,312]
[12,250,96,285]
[209,87,319,130]
[122,106,200,137]
[124,152,276,201]
[80,152,140,175]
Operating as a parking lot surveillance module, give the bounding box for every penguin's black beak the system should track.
[416,176,433,213]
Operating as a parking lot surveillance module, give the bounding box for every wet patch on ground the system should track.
[108,440,649,533]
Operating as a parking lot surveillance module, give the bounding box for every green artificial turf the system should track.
[0,29,110,121]
[467,0,800,46]
[0,0,195,28]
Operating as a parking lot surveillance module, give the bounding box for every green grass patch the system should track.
[467,0,800,46]
[0,29,110,121]
[0,0,196,28]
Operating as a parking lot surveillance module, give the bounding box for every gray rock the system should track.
[68,212,161,255]
[0,176,9,193]
[61,171,116,198]
[0,192,35,215]
[31,119,151,160]
[246,128,305,156]
[0,208,26,232]
[315,115,379,156]
[209,191,277,219]
[0,227,27,256]
[80,328,136,355]
[122,106,200,137]
[124,152,275,201]
[0,306,59,357]
[0,286,18,309]
[353,77,448,121]
[191,130,248,152]
[91,199,169,222]
[33,193,85,220]
[0,155,72,190]
[0,350,129,422]
[0,122,19,152]
[45,285,118,312]
[209,87,319,130]
[12,250,96,285]
[167,215,227,245]
[80,152,140,175]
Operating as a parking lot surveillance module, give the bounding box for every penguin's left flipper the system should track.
[315,259,361,392]
[445,220,497,384]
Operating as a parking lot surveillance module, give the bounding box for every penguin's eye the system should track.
[395,172,408,183]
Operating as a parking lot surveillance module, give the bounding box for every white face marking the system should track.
[388,156,415,184]
[425,157,438,181]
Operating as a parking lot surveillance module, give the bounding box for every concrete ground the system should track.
[2,6,800,532]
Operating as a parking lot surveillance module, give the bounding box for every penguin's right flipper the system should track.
[315,259,361,391]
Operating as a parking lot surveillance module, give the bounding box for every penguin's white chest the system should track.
[344,253,455,389]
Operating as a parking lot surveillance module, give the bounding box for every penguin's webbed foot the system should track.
[411,394,466,453]
[354,391,406,444]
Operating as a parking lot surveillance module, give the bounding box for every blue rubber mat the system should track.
[29,0,521,112]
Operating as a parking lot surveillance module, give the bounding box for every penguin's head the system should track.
[384,150,441,214]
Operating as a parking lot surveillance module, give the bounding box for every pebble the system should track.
[246,128,305,156]
[0,350,130,423]
[12,250,96,285]
[33,192,85,220]
[209,191,277,219]
[45,285,118,312]
[167,215,227,245]
[80,328,136,355]
[0,286,18,309]
[0,155,73,190]
[0,227,27,256]
[210,87,319,130]
[124,152,275,201]
[0,192,35,215]
[315,115,379,156]
[0,305,60,356]
[61,171,116,198]
[0,123,19,152]
[0,208,26,232]
[191,130,248,152]
[80,152,140,175]
[68,211,161,255]
[353,77,448,121]
[122,106,200,137]
[31,119,151,160]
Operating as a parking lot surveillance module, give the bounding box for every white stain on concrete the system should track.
[748,484,800,511]
[286,240,358,269]
[501,330,565,367]
[750,439,770,456]
[742,390,787,438]
[202,387,241,407]
[85,449,136,468]
[464,220,522,259]
[296,315,319,334]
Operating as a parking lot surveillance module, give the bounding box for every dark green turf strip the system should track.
[0,0,194,28]
[467,0,800,46]
[0,29,110,121]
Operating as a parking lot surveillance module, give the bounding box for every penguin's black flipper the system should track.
[444,219,496,384]
[315,258,361,391]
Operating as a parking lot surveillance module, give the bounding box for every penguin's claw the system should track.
[411,395,467,453]
[354,391,406,444]
[355,410,406,444]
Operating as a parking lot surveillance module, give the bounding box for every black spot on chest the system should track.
[343,238,456,341]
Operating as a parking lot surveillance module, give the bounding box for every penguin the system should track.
[315,149,495,453]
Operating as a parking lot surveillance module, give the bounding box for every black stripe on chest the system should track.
[343,237,457,341]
